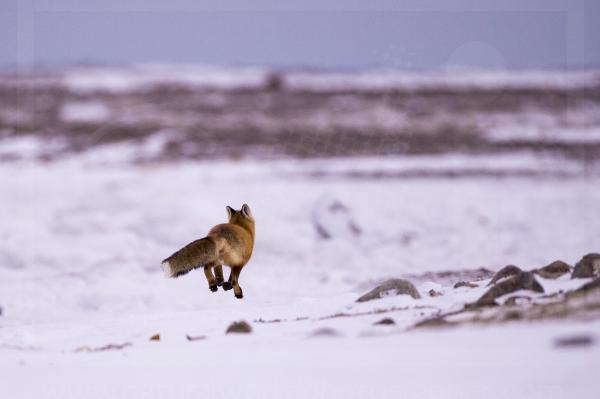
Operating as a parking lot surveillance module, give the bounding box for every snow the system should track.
[479,107,600,144]
[278,152,587,177]
[1,320,598,398]
[62,64,268,92]
[60,102,111,123]
[285,68,599,91]
[60,64,600,92]
[1,274,599,398]
[1,137,599,397]
[487,125,600,144]
[0,151,598,324]
[0,135,45,159]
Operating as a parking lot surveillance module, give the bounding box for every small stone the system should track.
[454,281,478,288]
[356,279,421,302]
[226,320,252,334]
[428,289,443,297]
[186,335,207,341]
[554,334,595,348]
[373,318,395,326]
[487,265,522,286]
[264,72,284,91]
[472,271,544,307]
[503,310,523,320]
[75,342,132,352]
[414,316,451,328]
[535,260,572,279]
[572,253,600,279]
[149,333,160,341]
[569,277,600,297]
[309,327,340,337]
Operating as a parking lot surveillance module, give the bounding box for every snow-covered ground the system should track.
[0,148,599,398]
[3,318,599,399]
[1,65,599,397]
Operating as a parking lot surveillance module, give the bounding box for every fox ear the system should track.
[226,206,235,218]
[241,204,253,218]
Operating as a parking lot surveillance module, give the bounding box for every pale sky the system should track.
[1,0,598,69]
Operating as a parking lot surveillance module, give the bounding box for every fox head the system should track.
[226,204,255,233]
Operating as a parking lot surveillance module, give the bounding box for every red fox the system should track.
[162,204,255,299]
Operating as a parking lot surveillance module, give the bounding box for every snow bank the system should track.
[60,64,600,92]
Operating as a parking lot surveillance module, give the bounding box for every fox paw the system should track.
[235,292,244,299]
[209,284,218,292]
[216,279,224,287]
[222,282,232,291]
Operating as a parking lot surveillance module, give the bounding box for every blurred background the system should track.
[1,1,599,163]
[0,0,599,324]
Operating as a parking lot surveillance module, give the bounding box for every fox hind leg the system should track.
[222,267,233,291]
[203,265,218,292]
[214,265,224,286]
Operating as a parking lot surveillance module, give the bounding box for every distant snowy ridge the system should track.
[57,64,600,92]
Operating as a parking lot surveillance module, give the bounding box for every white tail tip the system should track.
[162,260,174,278]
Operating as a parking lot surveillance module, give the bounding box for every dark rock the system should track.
[569,277,600,297]
[503,310,523,320]
[186,335,207,341]
[554,334,595,348]
[487,264,522,286]
[454,281,478,288]
[356,279,421,302]
[473,272,544,307]
[226,320,252,334]
[535,260,572,279]
[428,289,443,297]
[413,316,452,328]
[572,253,600,279]
[374,317,396,326]
[264,72,284,91]
[309,327,340,337]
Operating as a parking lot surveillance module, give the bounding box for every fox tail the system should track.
[161,237,218,278]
